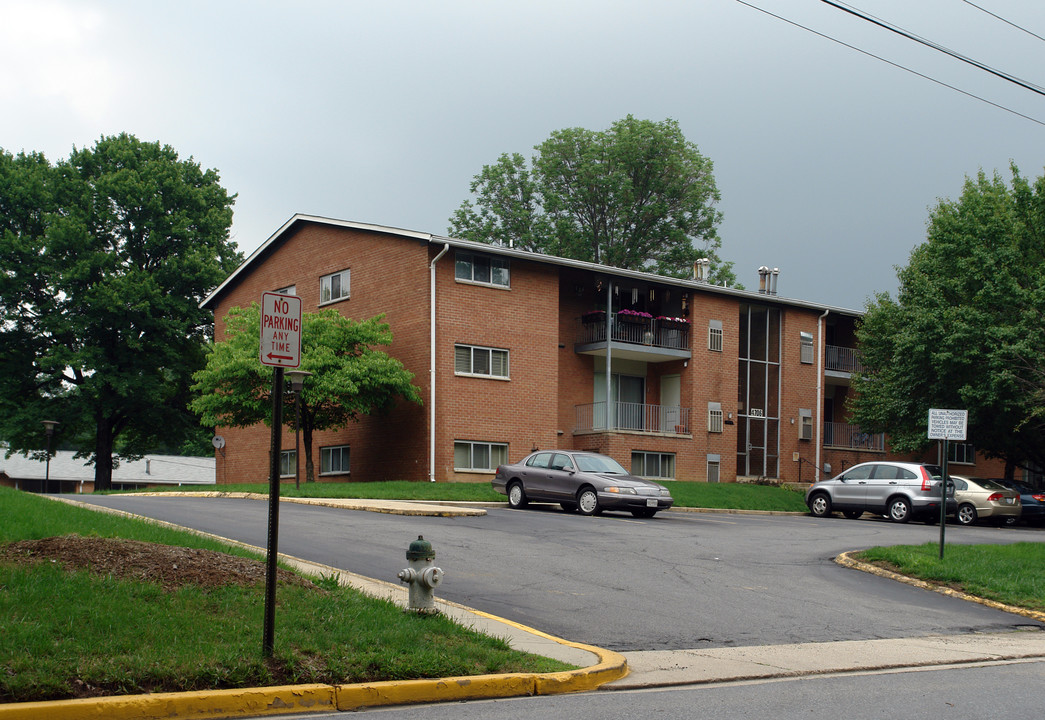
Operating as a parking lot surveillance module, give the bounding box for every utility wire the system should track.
[822,0,1045,97]
[734,0,1045,128]
[961,0,1045,44]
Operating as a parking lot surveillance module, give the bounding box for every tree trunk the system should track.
[94,414,115,492]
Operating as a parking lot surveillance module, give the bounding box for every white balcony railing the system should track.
[823,422,884,451]
[579,313,690,351]
[825,345,862,373]
[576,402,690,435]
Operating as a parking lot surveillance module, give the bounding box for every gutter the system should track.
[429,243,450,482]
[815,308,829,482]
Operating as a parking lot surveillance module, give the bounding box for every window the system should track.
[279,450,296,478]
[455,252,510,288]
[454,441,508,472]
[799,408,813,440]
[632,451,675,479]
[276,285,296,295]
[708,402,723,433]
[321,445,350,475]
[455,344,509,378]
[709,320,723,352]
[947,442,976,465]
[707,454,721,483]
[800,331,814,364]
[320,269,350,304]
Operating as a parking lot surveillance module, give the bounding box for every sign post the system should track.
[259,292,302,657]
[927,408,968,559]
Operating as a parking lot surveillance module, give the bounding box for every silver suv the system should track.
[805,461,956,523]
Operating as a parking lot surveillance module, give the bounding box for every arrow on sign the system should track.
[266,353,294,362]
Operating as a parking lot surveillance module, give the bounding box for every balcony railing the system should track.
[576,401,690,435]
[580,313,690,351]
[823,422,884,451]
[826,345,862,374]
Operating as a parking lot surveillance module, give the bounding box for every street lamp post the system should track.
[42,420,59,494]
[285,371,311,490]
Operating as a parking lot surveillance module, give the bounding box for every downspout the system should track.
[606,281,613,431]
[429,243,450,482]
[815,308,829,482]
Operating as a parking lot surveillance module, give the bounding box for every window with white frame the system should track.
[708,402,723,433]
[947,442,976,465]
[321,445,350,475]
[709,319,723,352]
[276,285,296,295]
[279,450,296,478]
[320,269,350,304]
[800,331,814,364]
[454,441,508,471]
[799,408,813,440]
[632,451,675,479]
[707,454,721,483]
[455,252,510,288]
[454,344,509,379]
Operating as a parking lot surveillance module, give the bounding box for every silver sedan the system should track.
[493,450,674,518]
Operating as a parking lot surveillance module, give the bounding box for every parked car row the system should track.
[804,461,1042,526]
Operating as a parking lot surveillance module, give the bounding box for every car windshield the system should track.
[923,464,945,480]
[574,454,628,474]
[979,478,1008,491]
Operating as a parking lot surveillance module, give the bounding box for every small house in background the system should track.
[0,446,215,494]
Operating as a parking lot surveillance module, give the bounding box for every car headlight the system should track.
[603,486,637,495]
[659,488,671,497]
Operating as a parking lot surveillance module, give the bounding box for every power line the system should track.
[961,0,1045,44]
[821,0,1045,97]
[734,0,1045,128]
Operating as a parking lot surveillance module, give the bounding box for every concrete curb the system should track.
[835,551,1045,623]
[0,498,626,720]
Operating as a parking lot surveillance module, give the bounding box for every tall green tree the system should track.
[0,134,241,489]
[450,116,734,283]
[849,165,1045,473]
[190,305,423,484]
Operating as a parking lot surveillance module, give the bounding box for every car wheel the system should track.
[957,503,977,525]
[631,508,657,518]
[842,510,863,519]
[560,502,577,513]
[808,492,832,518]
[1002,515,1017,527]
[507,481,528,509]
[577,486,601,516]
[887,497,912,523]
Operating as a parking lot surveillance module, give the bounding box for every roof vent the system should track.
[693,258,711,283]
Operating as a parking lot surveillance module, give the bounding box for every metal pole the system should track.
[263,366,284,657]
[294,390,301,490]
[939,439,949,559]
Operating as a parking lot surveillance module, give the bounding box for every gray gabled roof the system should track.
[202,214,863,317]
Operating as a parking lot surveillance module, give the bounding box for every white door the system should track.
[661,375,681,432]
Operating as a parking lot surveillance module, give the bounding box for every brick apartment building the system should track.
[200,215,1004,486]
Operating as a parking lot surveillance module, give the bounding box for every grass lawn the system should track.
[129,478,812,512]
[0,487,571,704]
[854,542,1045,613]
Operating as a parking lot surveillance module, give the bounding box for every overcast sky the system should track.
[3,0,1043,310]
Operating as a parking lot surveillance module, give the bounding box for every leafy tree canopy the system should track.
[849,165,1045,473]
[0,134,241,489]
[449,116,735,284]
[190,304,422,484]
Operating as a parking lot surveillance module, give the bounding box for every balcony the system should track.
[826,345,862,373]
[823,422,884,452]
[575,401,691,435]
[575,312,691,363]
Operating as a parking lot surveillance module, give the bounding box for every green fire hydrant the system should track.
[397,535,444,614]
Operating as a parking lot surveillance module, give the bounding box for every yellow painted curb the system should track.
[0,684,336,720]
[836,551,1045,623]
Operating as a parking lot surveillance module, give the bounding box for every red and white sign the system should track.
[260,292,302,368]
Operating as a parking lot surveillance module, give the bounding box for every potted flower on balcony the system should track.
[617,309,653,323]
[657,315,690,329]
